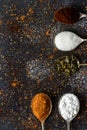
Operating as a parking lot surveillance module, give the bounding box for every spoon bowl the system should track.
[55,55,87,76]
[31,93,52,130]
[54,31,87,51]
[58,93,80,130]
[54,7,87,24]
[41,94,52,130]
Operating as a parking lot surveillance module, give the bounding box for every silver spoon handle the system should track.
[41,121,45,130]
[82,39,87,42]
[80,13,87,19]
[79,63,87,67]
[67,122,70,130]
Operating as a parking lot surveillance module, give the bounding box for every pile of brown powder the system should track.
[31,93,51,121]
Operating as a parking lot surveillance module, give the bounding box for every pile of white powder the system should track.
[58,93,80,121]
[54,31,83,51]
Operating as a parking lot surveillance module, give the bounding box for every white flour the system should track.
[54,31,83,51]
[58,93,80,121]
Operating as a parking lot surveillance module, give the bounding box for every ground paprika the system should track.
[31,93,51,121]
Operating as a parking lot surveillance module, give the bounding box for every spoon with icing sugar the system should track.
[54,31,87,51]
[58,93,80,130]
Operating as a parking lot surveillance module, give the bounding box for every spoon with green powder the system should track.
[54,31,87,51]
[55,55,87,76]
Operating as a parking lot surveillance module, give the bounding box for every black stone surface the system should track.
[0,0,87,130]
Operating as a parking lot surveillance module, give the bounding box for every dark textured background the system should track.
[0,0,87,130]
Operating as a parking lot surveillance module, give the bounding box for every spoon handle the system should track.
[41,121,45,130]
[80,13,87,19]
[67,122,70,130]
[79,63,87,67]
[83,39,87,42]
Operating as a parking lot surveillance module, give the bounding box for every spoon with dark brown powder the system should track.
[54,7,87,24]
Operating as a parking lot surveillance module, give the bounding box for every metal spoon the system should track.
[58,93,80,130]
[41,95,52,130]
[54,7,87,24]
[55,55,87,76]
[54,31,87,51]
[31,93,52,130]
[80,12,87,19]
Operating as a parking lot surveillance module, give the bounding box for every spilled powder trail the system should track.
[26,59,51,81]
[67,68,87,93]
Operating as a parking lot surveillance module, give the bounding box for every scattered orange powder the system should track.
[10,13,16,16]
[15,17,19,20]
[48,54,54,59]
[53,47,58,52]
[0,20,2,25]
[85,109,87,113]
[20,15,25,21]
[49,76,53,81]
[0,90,4,95]
[77,116,81,119]
[45,30,51,36]
[28,8,34,14]
[39,0,43,2]
[24,96,28,100]
[11,79,20,87]
[37,80,41,85]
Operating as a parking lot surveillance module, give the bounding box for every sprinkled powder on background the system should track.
[76,20,87,35]
[21,26,44,44]
[26,59,50,80]
[66,19,87,36]
[68,68,87,93]
[0,118,26,130]
[50,26,59,43]
[0,51,8,74]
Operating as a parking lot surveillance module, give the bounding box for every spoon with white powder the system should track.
[58,93,80,130]
[54,31,87,51]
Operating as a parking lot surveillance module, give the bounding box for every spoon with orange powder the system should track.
[31,93,52,130]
